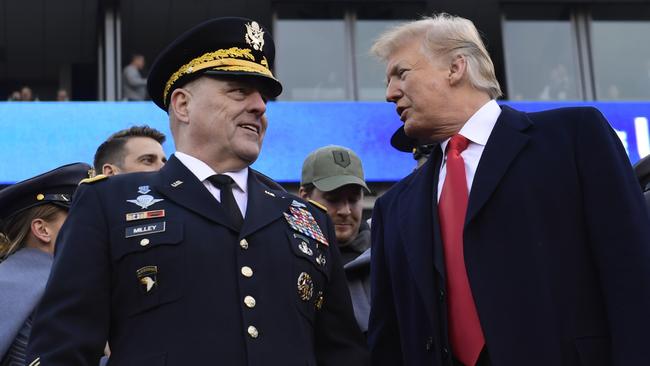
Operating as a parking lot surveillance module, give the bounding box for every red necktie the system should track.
[438,134,485,366]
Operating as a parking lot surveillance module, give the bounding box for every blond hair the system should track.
[371,13,502,99]
[0,204,64,261]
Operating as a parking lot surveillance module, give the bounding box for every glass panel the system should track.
[502,20,582,101]
[355,20,403,101]
[0,0,98,100]
[275,19,347,101]
[592,21,650,100]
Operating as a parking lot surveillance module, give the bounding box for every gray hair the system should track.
[371,13,502,99]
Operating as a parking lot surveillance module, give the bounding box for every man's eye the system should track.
[398,69,408,79]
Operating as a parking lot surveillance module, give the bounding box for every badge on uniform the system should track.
[314,291,325,310]
[125,221,166,238]
[298,240,313,256]
[297,272,314,301]
[127,186,164,210]
[136,266,158,293]
[125,209,165,222]
[291,199,306,208]
[316,253,326,266]
[283,207,328,246]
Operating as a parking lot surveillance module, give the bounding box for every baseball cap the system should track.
[301,145,370,193]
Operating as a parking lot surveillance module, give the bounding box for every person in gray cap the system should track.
[0,162,91,366]
[299,145,371,334]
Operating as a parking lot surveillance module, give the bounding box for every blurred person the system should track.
[298,145,371,333]
[26,17,367,366]
[0,163,91,365]
[56,89,70,101]
[391,124,435,168]
[538,63,571,100]
[7,91,21,101]
[369,13,650,366]
[634,154,650,212]
[122,54,148,101]
[93,125,167,176]
[20,86,34,101]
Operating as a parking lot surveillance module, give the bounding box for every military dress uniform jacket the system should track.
[27,156,368,366]
[368,106,650,366]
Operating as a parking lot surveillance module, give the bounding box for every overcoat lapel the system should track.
[466,106,532,224]
[397,146,444,322]
[240,170,289,238]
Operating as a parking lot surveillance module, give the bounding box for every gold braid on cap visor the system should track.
[163,47,273,106]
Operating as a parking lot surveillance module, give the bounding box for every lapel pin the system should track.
[264,190,276,197]
[171,180,183,187]
[291,200,307,208]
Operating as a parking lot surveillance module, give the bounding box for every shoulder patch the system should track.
[308,199,328,213]
[80,174,108,184]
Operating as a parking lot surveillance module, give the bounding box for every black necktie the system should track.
[208,174,244,231]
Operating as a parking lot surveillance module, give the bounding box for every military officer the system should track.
[26,17,368,366]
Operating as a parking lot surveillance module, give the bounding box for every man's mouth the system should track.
[397,106,409,121]
[239,124,260,134]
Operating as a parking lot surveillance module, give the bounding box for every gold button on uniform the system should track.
[140,238,150,246]
[239,238,249,249]
[241,266,253,278]
[247,325,259,338]
[244,295,256,308]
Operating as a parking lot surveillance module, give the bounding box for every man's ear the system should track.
[448,54,467,86]
[298,187,310,200]
[102,163,119,176]
[30,218,53,245]
[169,88,192,125]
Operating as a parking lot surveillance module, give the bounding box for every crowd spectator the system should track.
[20,86,34,101]
[299,145,372,334]
[56,89,70,101]
[122,54,148,101]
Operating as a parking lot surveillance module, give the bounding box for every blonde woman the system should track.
[0,163,90,365]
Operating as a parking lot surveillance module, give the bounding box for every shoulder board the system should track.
[308,199,328,213]
[80,174,108,184]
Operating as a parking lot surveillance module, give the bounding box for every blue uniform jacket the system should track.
[27,155,368,366]
[368,106,650,366]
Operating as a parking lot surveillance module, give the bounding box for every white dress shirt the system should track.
[437,100,502,201]
[174,151,248,217]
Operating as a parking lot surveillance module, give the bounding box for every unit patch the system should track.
[125,221,166,238]
[125,209,166,222]
[136,266,158,293]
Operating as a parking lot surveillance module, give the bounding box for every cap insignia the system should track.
[332,150,351,168]
[245,21,265,51]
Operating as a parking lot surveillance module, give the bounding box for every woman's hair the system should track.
[0,204,64,261]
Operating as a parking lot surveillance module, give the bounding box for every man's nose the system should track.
[386,79,402,103]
